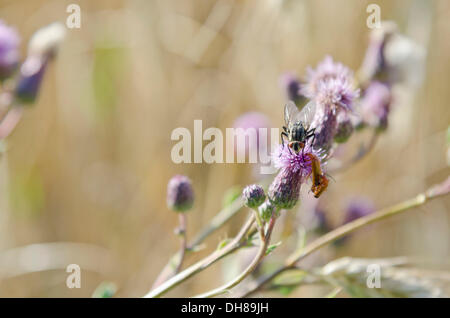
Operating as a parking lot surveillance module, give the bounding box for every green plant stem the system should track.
[194,215,277,298]
[236,178,450,297]
[174,214,187,274]
[144,213,255,298]
[151,197,244,288]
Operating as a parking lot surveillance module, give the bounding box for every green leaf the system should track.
[216,238,232,250]
[92,282,117,298]
[222,186,242,208]
[265,241,282,256]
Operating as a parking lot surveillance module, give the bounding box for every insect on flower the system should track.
[278,101,331,198]
[281,101,317,155]
[305,153,329,198]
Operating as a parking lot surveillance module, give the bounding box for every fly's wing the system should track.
[293,101,317,129]
[284,101,300,127]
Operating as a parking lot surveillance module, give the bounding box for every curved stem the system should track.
[194,215,277,298]
[237,176,450,297]
[144,213,255,298]
[151,197,244,288]
[174,214,187,273]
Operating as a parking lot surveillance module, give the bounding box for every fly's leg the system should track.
[280,132,289,157]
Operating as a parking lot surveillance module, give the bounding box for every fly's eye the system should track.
[289,143,293,148]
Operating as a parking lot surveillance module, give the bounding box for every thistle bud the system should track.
[279,72,304,104]
[167,175,194,213]
[0,20,20,80]
[242,184,265,209]
[360,81,391,131]
[15,22,65,104]
[268,167,302,209]
[27,22,66,60]
[15,56,47,104]
[334,115,354,143]
[258,200,275,222]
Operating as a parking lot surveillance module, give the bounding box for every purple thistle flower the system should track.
[0,20,20,80]
[268,143,325,208]
[279,72,303,103]
[243,184,266,209]
[167,175,194,213]
[302,56,353,97]
[360,81,392,131]
[315,77,359,112]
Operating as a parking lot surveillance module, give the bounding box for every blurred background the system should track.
[0,0,448,297]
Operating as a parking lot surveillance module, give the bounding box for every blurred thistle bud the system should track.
[242,184,266,209]
[15,56,47,104]
[258,200,275,222]
[279,72,304,104]
[335,197,375,246]
[167,175,194,213]
[359,21,397,84]
[360,81,392,131]
[334,114,354,143]
[343,197,375,225]
[0,20,20,80]
[14,23,65,104]
[359,21,425,86]
[313,206,331,234]
[27,22,66,60]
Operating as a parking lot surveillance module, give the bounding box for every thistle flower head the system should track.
[269,143,325,208]
[315,77,359,112]
[167,175,194,213]
[242,184,266,209]
[0,20,20,80]
[303,56,353,97]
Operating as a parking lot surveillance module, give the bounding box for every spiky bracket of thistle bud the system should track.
[242,184,266,210]
[258,200,276,222]
[167,175,194,213]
